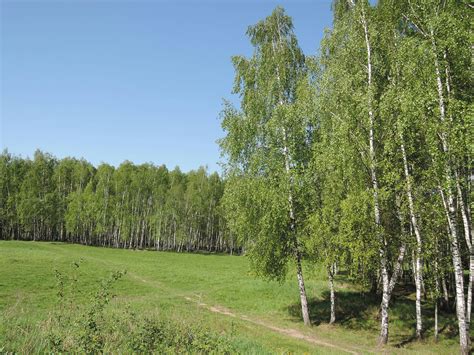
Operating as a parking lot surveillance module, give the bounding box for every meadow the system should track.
[0,240,465,353]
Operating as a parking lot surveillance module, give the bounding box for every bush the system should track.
[45,262,235,353]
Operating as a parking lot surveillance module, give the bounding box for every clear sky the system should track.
[1,0,333,173]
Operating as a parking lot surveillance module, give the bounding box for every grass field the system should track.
[0,241,466,353]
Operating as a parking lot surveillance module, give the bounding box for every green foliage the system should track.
[44,261,235,353]
[47,263,126,352]
[220,7,313,283]
[128,316,235,354]
[0,150,235,253]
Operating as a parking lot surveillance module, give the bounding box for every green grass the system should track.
[0,240,467,353]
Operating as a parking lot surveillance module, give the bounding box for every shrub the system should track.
[45,263,235,353]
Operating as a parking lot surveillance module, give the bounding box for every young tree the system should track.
[220,7,313,325]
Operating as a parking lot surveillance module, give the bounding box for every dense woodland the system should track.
[0,0,472,353]
[0,151,236,253]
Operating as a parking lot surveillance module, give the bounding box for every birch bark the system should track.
[328,263,336,324]
[431,32,470,354]
[444,49,473,327]
[358,4,392,345]
[273,12,311,326]
[400,137,423,338]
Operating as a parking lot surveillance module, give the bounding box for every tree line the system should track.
[219,1,472,353]
[0,150,239,253]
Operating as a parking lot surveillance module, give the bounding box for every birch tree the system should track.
[220,7,313,325]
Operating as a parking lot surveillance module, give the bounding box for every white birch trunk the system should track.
[445,50,473,327]
[328,263,336,324]
[435,299,439,342]
[431,32,470,354]
[358,4,392,345]
[435,257,440,342]
[440,187,470,354]
[457,177,473,326]
[400,138,423,338]
[295,248,311,326]
[283,127,310,326]
[389,243,407,297]
[272,14,311,326]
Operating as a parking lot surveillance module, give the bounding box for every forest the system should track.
[0,150,235,253]
[1,0,472,353]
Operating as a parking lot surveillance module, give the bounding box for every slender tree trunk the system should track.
[377,243,406,345]
[272,14,311,326]
[435,298,439,342]
[442,274,450,309]
[284,128,310,327]
[449,235,470,355]
[435,257,440,342]
[414,253,423,339]
[456,177,473,326]
[467,250,473,327]
[379,266,390,345]
[357,4,392,345]
[440,187,470,354]
[389,244,407,296]
[328,263,336,324]
[295,247,311,326]
[445,48,473,328]
[400,137,423,339]
[431,32,470,354]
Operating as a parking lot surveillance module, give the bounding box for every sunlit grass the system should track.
[0,240,466,353]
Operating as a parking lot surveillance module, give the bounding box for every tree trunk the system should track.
[467,250,473,327]
[440,187,470,354]
[272,13,311,325]
[295,248,311,326]
[434,299,439,342]
[431,32,470,354]
[456,177,473,326]
[328,263,336,324]
[450,238,470,355]
[357,3,392,345]
[400,138,423,339]
[414,254,423,339]
[435,260,440,342]
[379,269,390,345]
[442,274,450,310]
[378,243,406,346]
[445,47,473,328]
[284,127,310,327]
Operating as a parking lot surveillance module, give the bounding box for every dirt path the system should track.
[83,254,367,354]
[183,296,362,354]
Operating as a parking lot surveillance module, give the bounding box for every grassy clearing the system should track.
[0,241,466,353]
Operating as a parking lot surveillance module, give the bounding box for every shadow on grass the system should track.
[287,290,380,330]
[286,284,461,347]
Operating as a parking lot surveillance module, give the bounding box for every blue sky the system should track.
[1,0,332,172]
